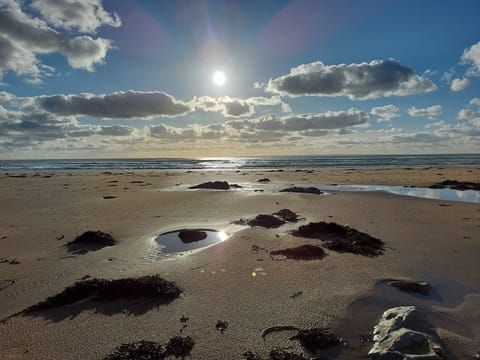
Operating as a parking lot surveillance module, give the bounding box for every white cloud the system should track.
[407,105,442,118]
[450,77,470,92]
[457,108,475,121]
[0,0,116,82]
[30,0,121,34]
[193,95,287,117]
[36,91,193,118]
[461,41,480,76]
[266,59,437,100]
[470,97,480,106]
[370,104,400,122]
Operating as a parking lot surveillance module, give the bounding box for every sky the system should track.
[0,0,480,159]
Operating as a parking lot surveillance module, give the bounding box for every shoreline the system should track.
[0,168,479,359]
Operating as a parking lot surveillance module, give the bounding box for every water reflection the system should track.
[319,185,480,203]
[155,229,228,254]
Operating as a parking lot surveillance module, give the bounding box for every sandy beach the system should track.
[0,167,479,359]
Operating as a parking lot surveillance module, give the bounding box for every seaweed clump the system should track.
[23,275,182,313]
[65,230,117,253]
[104,336,194,360]
[290,328,341,352]
[234,209,301,228]
[279,187,323,195]
[270,245,327,261]
[293,222,384,257]
[269,350,307,360]
[189,181,231,190]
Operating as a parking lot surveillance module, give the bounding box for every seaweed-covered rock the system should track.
[293,222,384,257]
[270,245,327,260]
[290,328,341,352]
[279,187,323,195]
[23,275,182,314]
[178,230,207,243]
[189,181,231,190]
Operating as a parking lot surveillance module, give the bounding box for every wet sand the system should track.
[0,167,479,359]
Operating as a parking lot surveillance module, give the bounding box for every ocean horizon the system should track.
[1,153,479,172]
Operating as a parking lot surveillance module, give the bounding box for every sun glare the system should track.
[213,70,226,86]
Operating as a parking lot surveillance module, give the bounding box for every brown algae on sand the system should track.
[234,209,301,228]
[104,336,194,360]
[270,245,327,260]
[65,230,117,254]
[18,275,181,315]
[292,221,384,256]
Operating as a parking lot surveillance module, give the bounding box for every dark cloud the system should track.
[36,91,192,118]
[266,59,437,100]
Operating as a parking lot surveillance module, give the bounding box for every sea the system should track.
[1,154,480,172]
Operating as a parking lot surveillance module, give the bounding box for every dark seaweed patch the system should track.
[292,222,384,257]
[65,230,116,254]
[279,187,323,195]
[290,328,341,352]
[104,336,194,360]
[270,245,326,260]
[189,181,231,190]
[23,275,181,314]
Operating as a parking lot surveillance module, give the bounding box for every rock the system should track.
[189,181,231,190]
[279,186,323,195]
[257,178,271,182]
[178,230,207,243]
[388,280,431,296]
[369,306,444,359]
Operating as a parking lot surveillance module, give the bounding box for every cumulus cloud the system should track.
[0,0,116,81]
[193,95,286,117]
[457,108,475,121]
[370,104,400,122]
[36,91,193,118]
[146,108,367,144]
[407,105,442,118]
[461,41,480,76]
[470,97,480,106]
[450,77,470,92]
[30,0,121,33]
[265,59,437,100]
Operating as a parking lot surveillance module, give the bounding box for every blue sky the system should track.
[0,0,479,158]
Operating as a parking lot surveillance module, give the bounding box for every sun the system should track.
[213,70,226,86]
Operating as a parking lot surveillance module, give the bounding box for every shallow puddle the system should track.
[319,184,480,203]
[154,229,229,254]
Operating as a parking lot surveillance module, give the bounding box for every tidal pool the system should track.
[318,184,480,203]
[155,229,229,254]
